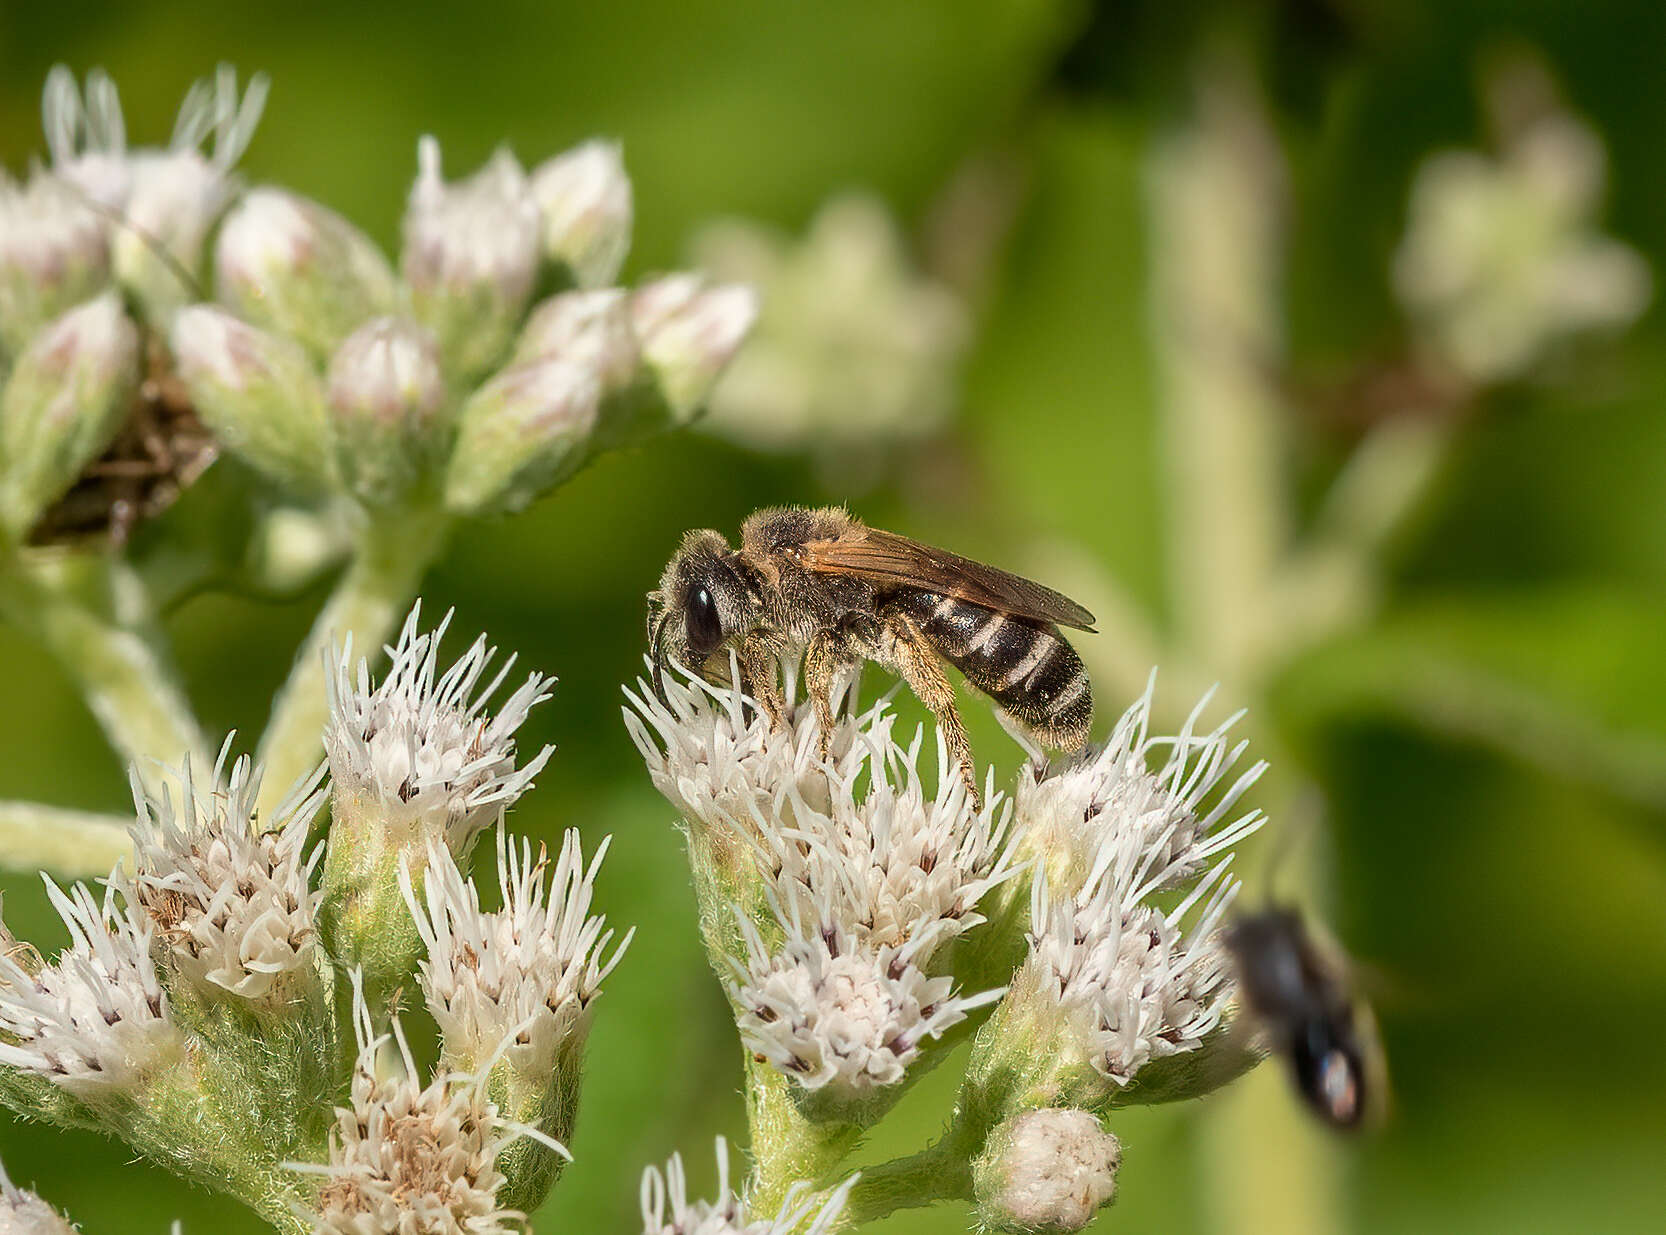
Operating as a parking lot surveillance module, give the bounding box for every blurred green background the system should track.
[4,1,1666,1231]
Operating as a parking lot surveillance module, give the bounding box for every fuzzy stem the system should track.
[254,506,450,817]
[745,1058,865,1217]
[0,551,210,778]
[0,802,132,876]
[844,1131,977,1225]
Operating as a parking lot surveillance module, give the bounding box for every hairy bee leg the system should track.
[883,611,979,805]
[804,629,858,761]
[738,634,788,731]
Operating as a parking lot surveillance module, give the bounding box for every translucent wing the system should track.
[802,527,1097,631]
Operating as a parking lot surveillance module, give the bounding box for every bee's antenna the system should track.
[649,605,672,705]
[47,172,208,305]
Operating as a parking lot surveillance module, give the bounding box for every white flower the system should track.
[0,174,110,353]
[0,875,181,1096]
[630,274,758,420]
[118,743,325,1003]
[530,140,633,289]
[977,1108,1121,1232]
[323,603,554,855]
[404,825,632,1076]
[1393,81,1650,383]
[0,1157,75,1235]
[640,1136,855,1235]
[1016,676,1266,893]
[691,193,969,459]
[513,288,641,392]
[1024,841,1242,1087]
[627,659,1020,957]
[41,65,133,212]
[296,975,566,1235]
[728,909,1000,1094]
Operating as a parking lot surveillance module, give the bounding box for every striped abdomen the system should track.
[890,591,1092,749]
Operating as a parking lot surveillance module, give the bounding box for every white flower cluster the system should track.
[0,1158,76,1235]
[323,604,554,855]
[627,663,1014,1097]
[117,746,325,1003]
[639,1137,854,1235]
[405,825,632,1076]
[0,877,179,1096]
[301,979,565,1235]
[1014,685,1264,1087]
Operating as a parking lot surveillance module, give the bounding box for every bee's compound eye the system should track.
[686,585,723,657]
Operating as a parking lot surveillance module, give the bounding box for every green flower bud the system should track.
[170,305,329,494]
[325,317,449,507]
[0,175,111,357]
[112,150,236,324]
[973,1108,1121,1234]
[512,288,640,391]
[631,274,757,421]
[215,187,399,360]
[530,140,633,289]
[443,357,601,516]
[0,293,139,539]
[402,137,541,380]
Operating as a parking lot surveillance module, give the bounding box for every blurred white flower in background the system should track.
[1394,58,1651,385]
[691,193,970,468]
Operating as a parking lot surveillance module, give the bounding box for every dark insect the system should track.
[1224,907,1384,1131]
[646,505,1097,795]
[26,333,218,547]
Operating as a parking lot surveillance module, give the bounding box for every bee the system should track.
[1223,907,1385,1131]
[646,505,1097,795]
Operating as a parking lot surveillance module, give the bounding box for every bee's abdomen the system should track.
[891,592,1092,749]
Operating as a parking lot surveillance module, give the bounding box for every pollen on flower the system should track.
[323,602,555,855]
[118,742,326,1003]
[1015,675,1266,893]
[0,873,181,1096]
[728,911,1001,1094]
[404,825,632,1076]
[298,974,566,1235]
[640,1136,855,1235]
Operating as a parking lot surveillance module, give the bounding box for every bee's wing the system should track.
[801,527,1097,631]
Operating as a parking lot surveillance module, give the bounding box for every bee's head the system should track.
[647,529,758,700]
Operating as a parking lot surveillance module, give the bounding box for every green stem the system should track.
[745,1058,865,1217]
[0,802,132,876]
[844,1131,976,1226]
[0,552,210,777]
[254,507,450,817]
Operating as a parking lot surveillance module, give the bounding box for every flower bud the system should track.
[0,293,139,539]
[443,357,602,516]
[215,187,398,360]
[512,288,641,391]
[631,274,757,421]
[529,139,633,288]
[0,175,111,356]
[171,305,329,494]
[402,137,541,379]
[974,1108,1121,1233]
[112,150,236,323]
[325,317,449,507]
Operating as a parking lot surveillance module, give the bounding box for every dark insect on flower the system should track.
[1224,907,1386,1131]
[27,333,218,547]
[646,505,1097,797]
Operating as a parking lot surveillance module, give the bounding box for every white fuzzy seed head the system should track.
[639,1136,855,1235]
[405,826,632,1077]
[977,1108,1121,1233]
[121,745,325,1004]
[0,876,180,1096]
[323,603,555,857]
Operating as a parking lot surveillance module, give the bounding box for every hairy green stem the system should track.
[0,551,210,778]
[745,1059,865,1217]
[255,507,450,816]
[0,802,132,876]
[844,1131,977,1225]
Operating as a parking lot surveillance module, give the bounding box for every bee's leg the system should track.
[882,611,979,804]
[804,628,859,761]
[737,633,788,731]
